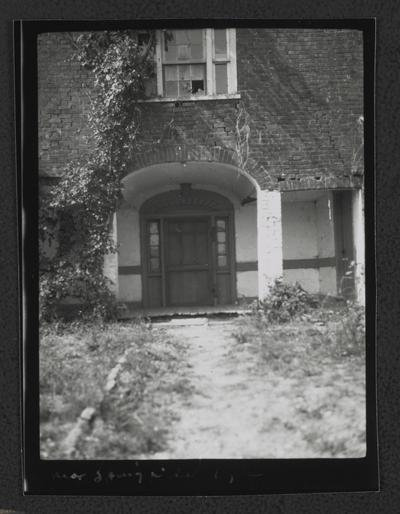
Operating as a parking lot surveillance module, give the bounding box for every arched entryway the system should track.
[140,186,236,308]
[117,150,285,310]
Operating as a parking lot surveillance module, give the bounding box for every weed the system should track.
[254,279,320,325]
[230,300,366,457]
[40,320,191,459]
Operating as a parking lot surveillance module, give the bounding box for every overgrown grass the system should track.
[232,301,366,457]
[40,318,192,459]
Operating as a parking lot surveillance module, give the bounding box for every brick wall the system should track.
[38,28,364,190]
[237,29,364,187]
[38,32,94,177]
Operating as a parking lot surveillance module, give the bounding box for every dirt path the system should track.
[146,317,314,459]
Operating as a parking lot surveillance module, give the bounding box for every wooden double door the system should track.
[143,214,235,308]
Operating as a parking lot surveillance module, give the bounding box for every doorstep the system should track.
[117,304,252,321]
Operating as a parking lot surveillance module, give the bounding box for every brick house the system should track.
[38,27,365,311]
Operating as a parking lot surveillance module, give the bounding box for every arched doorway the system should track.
[140,186,236,308]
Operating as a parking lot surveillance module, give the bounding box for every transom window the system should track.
[143,28,238,100]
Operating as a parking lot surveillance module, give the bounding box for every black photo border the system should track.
[16,17,378,496]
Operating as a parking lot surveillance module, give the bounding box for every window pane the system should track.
[164,65,178,81]
[215,63,228,94]
[175,30,189,44]
[217,231,226,243]
[144,76,157,98]
[165,80,178,97]
[187,29,203,45]
[138,33,150,46]
[149,222,159,234]
[177,45,190,60]
[218,255,227,267]
[178,65,190,80]
[191,81,205,94]
[191,44,204,60]
[216,219,226,230]
[217,243,226,255]
[191,64,205,80]
[150,234,159,245]
[178,80,191,96]
[190,64,206,94]
[150,246,160,257]
[150,258,160,271]
[164,66,179,96]
[163,32,178,61]
[214,29,227,58]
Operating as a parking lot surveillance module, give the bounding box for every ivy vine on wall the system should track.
[39,30,156,319]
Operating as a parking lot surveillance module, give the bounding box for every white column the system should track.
[103,212,119,298]
[352,189,365,305]
[257,190,283,300]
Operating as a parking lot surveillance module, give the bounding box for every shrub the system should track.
[328,300,365,358]
[255,279,320,324]
[39,266,119,322]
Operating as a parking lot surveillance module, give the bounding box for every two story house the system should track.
[38,27,365,311]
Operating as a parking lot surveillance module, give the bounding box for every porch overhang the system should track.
[121,161,257,208]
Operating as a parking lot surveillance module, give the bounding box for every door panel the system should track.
[168,270,211,306]
[167,220,209,266]
[165,218,213,306]
[216,273,231,305]
[147,276,163,307]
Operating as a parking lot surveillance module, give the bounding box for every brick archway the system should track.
[129,144,271,190]
[129,143,364,192]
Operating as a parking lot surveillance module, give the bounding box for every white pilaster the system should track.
[103,212,119,297]
[257,190,283,300]
[352,189,365,305]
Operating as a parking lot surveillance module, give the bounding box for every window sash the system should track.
[161,29,206,64]
[213,29,228,60]
[155,28,237,98]
[163,63,206,96]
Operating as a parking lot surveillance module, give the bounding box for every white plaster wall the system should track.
[283,269,320,294]
[316,194,335,258]
[282,194,337,295]
[352,189,365,305]
[282,201,318,259]
[235,203,257,262]
[117,208,141,266]
[316,193,337,293]
[236,271,258,297]
[103,213,119,295]
[319,267,337,295]
[118,275,142,302]
[117,207,142,302]
[234,203,258,298]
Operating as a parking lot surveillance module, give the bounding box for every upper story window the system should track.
[162,29,206,97]
[143,28,238,100]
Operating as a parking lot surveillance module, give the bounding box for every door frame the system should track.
[140,208,236,308]
[332,190,355,297]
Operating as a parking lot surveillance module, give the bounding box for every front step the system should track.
[117,304,252,322]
